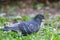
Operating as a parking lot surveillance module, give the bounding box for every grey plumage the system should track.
[2,14,44,35]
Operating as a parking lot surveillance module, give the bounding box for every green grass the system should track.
[0,15,60,40]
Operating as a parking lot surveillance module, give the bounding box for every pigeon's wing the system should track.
[18,20,40,34]
[26,21,40,33]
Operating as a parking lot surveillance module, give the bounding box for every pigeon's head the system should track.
[34,14,45,22]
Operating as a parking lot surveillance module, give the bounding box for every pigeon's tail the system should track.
[2,26,20,32]
[2,27,13,31]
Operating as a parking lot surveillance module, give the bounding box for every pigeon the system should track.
[2,14,44,35]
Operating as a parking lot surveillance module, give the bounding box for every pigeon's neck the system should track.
[33,18,42,24]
